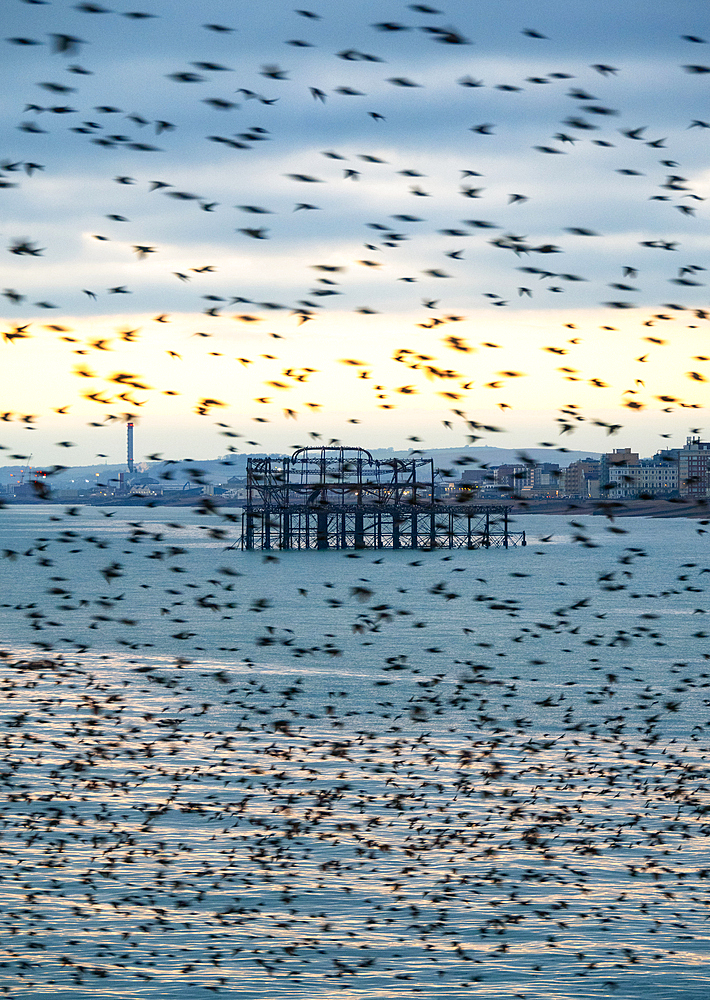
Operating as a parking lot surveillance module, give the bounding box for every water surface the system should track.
[1,506,709,998]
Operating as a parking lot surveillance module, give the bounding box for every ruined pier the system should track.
[241,447,525,551]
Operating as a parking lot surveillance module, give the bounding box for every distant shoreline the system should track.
[3,497,709,519]
[506,498,709,519]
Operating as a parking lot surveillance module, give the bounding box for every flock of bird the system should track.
[1,512,710,995]
[1,0,709,436]
[2,2,710,997]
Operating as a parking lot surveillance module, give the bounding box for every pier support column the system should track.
[264,512,271,551]
[317,511,329,549]
[354,511,365,549]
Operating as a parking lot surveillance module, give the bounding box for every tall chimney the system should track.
[127,422,134,473]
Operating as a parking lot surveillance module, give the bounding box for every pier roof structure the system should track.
[246,446,435,508]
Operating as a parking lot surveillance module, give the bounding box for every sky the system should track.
[1,0,709,468]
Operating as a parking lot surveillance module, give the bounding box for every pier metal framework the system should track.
[246,446,435,507]
[241,447,525,551]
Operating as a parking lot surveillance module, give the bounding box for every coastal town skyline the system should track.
[2,434,706,504]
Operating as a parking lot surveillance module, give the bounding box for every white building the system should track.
[605,463,678,498]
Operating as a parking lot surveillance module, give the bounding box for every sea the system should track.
[1,504,709,999]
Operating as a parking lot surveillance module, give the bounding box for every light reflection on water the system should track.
[1,507,710,997]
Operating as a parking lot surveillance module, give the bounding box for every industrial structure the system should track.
[127,422,135,474]
[241,447,525,550]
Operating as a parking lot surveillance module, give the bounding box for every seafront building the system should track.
[594,438,710,500]
[599,448,640,492]
[562,459,601,498]
[678,437,710,497]
[603,461,679,499]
